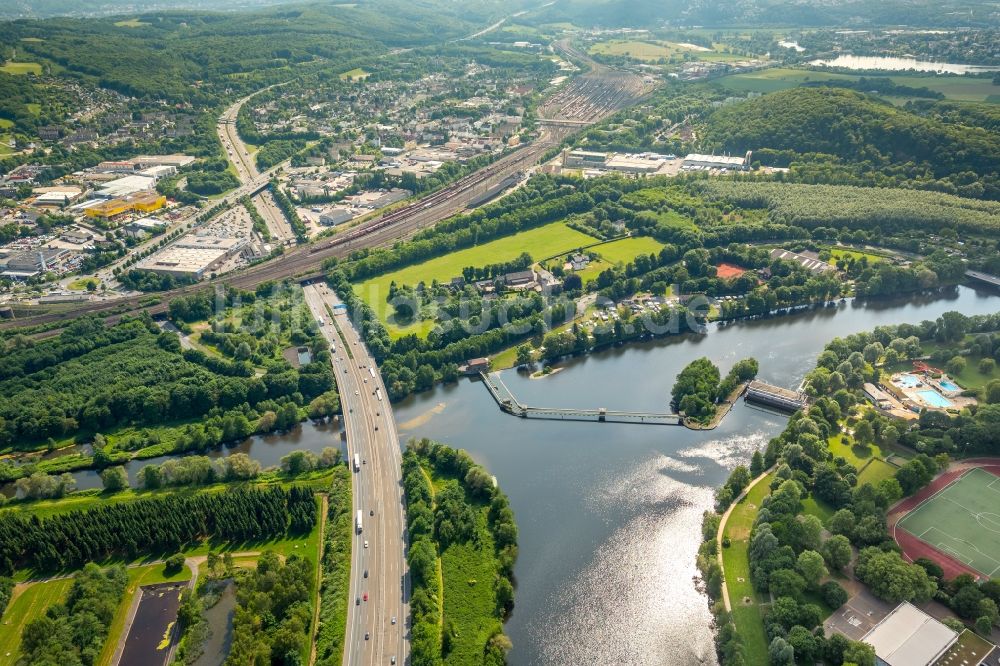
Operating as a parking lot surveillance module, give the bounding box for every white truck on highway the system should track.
[353,453,361,472]
[356,510,363,534]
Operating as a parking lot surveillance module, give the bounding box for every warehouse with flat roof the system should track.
[682,152,750,170]
[863,603,958,666]
[135,235,246,279]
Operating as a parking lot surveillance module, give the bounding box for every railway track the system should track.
[1,47,652,331]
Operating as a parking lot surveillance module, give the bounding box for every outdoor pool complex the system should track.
[918,390,953,409]
[939,380,960,392]
[897,374,921,388]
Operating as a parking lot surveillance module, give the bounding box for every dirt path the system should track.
[308,493,328,666]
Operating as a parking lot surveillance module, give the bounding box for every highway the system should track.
[218,93,261,182]
[303,284,408,666]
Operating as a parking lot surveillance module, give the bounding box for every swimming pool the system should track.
[917,390,953,409]
[939,380,960,392]
[897,374,921,388]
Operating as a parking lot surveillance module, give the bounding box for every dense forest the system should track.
[0,2,491,104]
[699,180,1000,236]
[226,552,315,665]
[0,302,334,459]
[702,88,1000,199]
[0,485,316,573]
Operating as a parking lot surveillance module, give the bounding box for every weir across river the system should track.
[480,371,684,426]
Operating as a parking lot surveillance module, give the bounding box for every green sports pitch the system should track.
[897,468,1000,578]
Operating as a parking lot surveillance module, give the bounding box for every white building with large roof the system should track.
[863,602,958,666]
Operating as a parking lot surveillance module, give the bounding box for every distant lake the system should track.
[809,54,1000,75]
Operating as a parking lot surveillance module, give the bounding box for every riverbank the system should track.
[402,439,517,665]
[683,381,749,431]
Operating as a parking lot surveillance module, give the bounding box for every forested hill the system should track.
[527,0,999,27]
[0,2,506,103]
[701,87,1000,200]
[0,0,528,20]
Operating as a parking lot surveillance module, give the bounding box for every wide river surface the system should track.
[49,285,1000,665]
[808,54,1000,74]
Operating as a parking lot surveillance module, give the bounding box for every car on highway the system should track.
[391,616,396,625]
[369,509,374,516]
[364,540,369,549]
[391,658,396,664]
[363,592,368,601]
[364,569,368,578]
[356,597,360,605]
[365,632,370,641]
[355,390,359,395]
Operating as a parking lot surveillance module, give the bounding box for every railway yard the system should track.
[0,45,651,331]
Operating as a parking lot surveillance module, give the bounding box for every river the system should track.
[808,54,1000,75]
[28,285,1000,664]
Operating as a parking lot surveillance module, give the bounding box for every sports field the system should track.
[897,467,1000,578]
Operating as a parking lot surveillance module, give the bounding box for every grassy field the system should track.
[355,221,599,338]
[715,67,1000,102]
[0,62,41,75]
[828,248,886,265]
[0,119,13,129]
[590,39,748,63]
[857,458,900,486]
[96,562,193,666]
[67,277,100,291]
[427,469,504,665]
[827,432,882,470]
[720,472,773,666]
[339,67,371,81]
[570,236,665,284]
[113,18,151,27]
[801,496,836,525]
[0,578,73,665]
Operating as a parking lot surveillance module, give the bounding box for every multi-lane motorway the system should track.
[303,284,408,666]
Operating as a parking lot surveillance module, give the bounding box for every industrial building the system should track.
[33,190,82,207]
[138,165,177,181]
[604,154,664,174]
[134,235,246,279]
[0,247,70,279]
[132,154,196,169]
[563,150,608,169]
[97,175,156,199]
[319,206,354,227]
[862,603,957,666]
[83,192,166,222]
[682,152,751,170]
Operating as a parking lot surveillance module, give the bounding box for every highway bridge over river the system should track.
[303,284,408,666]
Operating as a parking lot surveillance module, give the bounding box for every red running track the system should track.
[889,459,1000,580]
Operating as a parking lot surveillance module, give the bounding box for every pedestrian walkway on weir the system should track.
[480,371,683,425]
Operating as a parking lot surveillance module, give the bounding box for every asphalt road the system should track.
[303,284,409,666]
